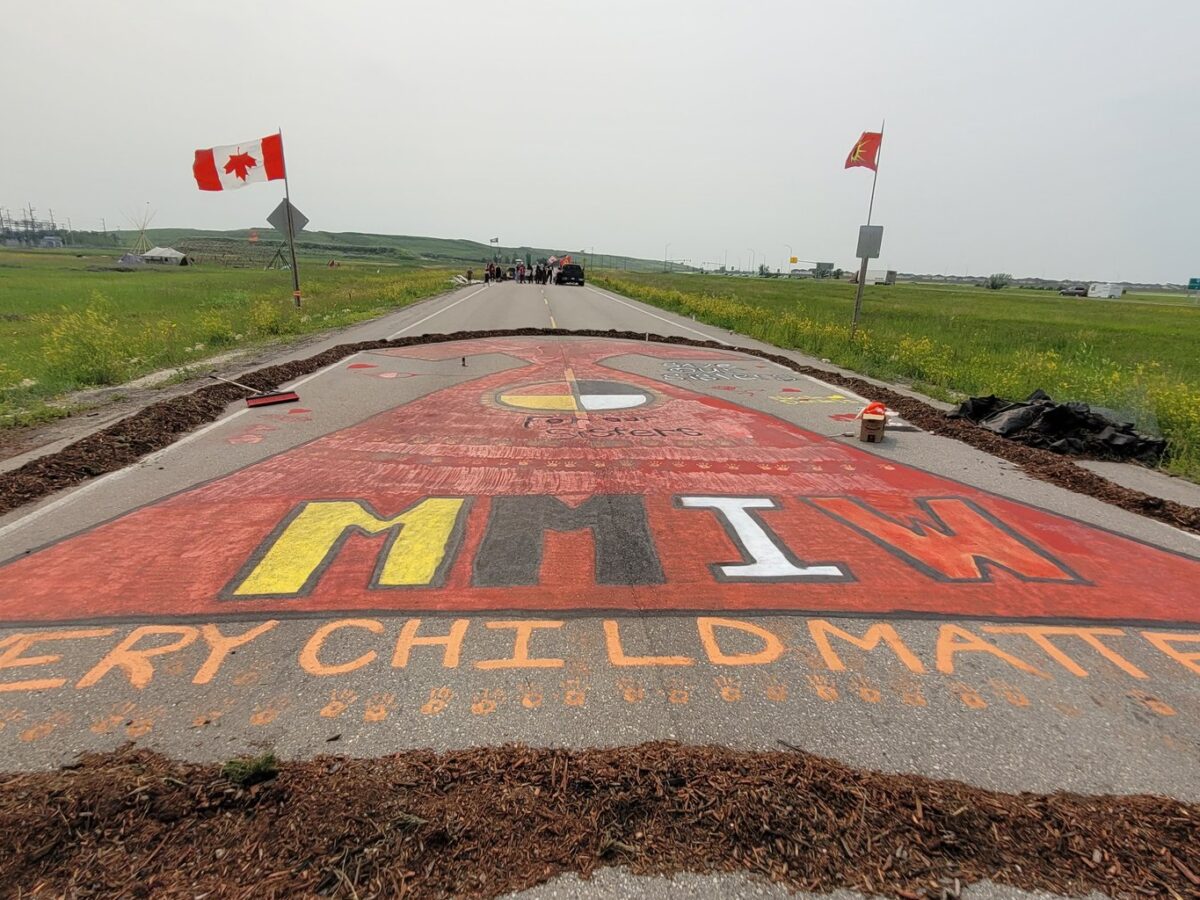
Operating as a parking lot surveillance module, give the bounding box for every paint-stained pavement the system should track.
[0,280,1198,810]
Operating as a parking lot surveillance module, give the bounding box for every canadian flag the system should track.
[193,133,286,191]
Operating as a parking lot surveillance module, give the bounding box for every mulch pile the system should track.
[2,329,1198,536]
[1,742,1197,898]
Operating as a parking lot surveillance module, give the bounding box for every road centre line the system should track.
[387,284,489,339]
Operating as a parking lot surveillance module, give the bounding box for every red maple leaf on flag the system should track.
[223,150,258,181]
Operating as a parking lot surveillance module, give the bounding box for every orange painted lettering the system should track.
[76,626,199,689]
[475,621,564,670]
[808,619,925,673]
[697,617,784,666]
[0,629,114,692]
[984,625,1146,679]
[1142,631,1200,675]
[299,619,383,676]
[392,618,468,668]
[935,624,1045,676]
[603,620,693,667]
[193,621,279,685]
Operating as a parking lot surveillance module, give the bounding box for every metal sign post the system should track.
[850,225,883,340]
[267,197,308,306]
[283,197,300,307]
[275,130,302,308]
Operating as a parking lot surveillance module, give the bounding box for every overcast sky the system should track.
[4,1,1197,282]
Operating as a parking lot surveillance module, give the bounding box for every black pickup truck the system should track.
[557,263,585,286]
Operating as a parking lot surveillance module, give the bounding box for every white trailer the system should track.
[1088,283,1124,299]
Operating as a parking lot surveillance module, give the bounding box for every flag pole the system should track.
[866,118,884,226]
[278,129,302,308]
[852,119,885,340]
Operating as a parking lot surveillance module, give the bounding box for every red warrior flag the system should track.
[845,131,883,171]
[193,133,286,191]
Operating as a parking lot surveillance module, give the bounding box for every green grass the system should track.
[221,752,278,786]
[593,272,1200,481]
[0,249,455,427]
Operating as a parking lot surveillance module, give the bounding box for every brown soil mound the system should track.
[2,330,1198,536]
[2,742,1197,899]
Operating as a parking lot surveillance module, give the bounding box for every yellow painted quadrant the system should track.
[498,394,578,410]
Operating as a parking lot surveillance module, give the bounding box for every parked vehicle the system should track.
[1088,283,1124,299]
[557,263,585,286]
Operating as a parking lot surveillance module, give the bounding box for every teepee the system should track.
[125,204,155,255]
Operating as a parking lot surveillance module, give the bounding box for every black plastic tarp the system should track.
[950,389,1166,464]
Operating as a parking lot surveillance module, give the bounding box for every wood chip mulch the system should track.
[1,742,1197,899]
[1,329,1197,537]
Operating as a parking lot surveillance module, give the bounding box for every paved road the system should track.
[1,278,1198,816]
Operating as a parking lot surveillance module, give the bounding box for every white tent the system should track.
[142,246,187,265]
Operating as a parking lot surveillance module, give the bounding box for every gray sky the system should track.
[5,1,1198,282]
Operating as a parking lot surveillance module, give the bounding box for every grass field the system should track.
[593,272,1200,480]
[0,249,454,427]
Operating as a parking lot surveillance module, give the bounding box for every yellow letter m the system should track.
[226,498,468,598]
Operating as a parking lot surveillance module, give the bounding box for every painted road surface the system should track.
[0,281,1198,810]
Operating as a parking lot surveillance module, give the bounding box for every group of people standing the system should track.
[481,261,557,284]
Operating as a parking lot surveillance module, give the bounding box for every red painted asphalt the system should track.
[1,338,1197,625]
